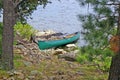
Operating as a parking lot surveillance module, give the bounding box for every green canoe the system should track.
[37,32,80,50]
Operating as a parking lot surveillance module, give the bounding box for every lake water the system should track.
[27,0,89,46]
[0,0,89,46]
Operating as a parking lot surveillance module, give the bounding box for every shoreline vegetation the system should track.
[0,23,112,80]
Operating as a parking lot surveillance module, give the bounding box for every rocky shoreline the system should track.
[14,30,79,63]
[11,30,82,80]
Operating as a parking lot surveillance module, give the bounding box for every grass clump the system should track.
[0,70,9,79]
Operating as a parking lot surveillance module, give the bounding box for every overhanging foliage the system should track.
[77,0,119,48]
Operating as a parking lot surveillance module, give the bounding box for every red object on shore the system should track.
[109,35,120,53]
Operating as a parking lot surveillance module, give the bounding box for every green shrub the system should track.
[76,46,113,72]
[76,53,90,64]
[14,22,35,40]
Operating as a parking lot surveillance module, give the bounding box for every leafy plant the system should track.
[14,22,35,40]
[76,46,113,72]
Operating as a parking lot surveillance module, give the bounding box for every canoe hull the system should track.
[38,32,80,50]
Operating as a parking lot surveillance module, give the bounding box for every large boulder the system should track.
[58,50,79,61]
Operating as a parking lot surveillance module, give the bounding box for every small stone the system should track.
[44,56,52,60]
[7,71,14,76]
[35,31,46,36]
[17,45,26,49]
[28,76,35,79]
[54,49,67,55]
[14,70,23,75]
[24,52,28,55]
[7,77,15,80]
[66,44,76,48]
[23,61,32,66]
[24,78,29,80]
[30,70,39,76]
[76,71,84,75]
[17,73,24,80]
[49,76,56,80]
[2,77,8,80]
[42,76,48,80]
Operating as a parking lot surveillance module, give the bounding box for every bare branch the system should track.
[13,0,27,8]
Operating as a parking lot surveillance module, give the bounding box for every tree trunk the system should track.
[108,54,120,80]
[1,0,16,70]
[108,4,120,80]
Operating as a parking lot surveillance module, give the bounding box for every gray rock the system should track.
[2,77,8,80]
[30,70,39,76]
[76,71,84,75]
[24,78,29,80]
[28,76,35,79]
[49,76,56,80]
[7,71,14,76]
[14,70,23,75]
[17,44,26,49]
[66,44,77,48]
[54,49,67,55]
[7,77,15,80]
[23,61,32,66]
[17,73,25,80]
[58,52,77,61]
